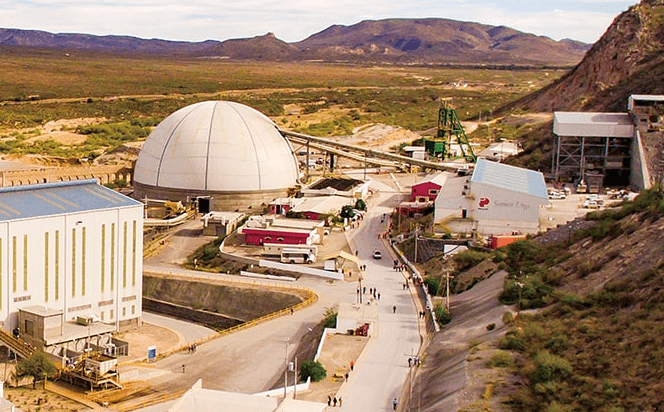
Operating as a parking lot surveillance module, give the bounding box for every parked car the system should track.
[372,250,382,259]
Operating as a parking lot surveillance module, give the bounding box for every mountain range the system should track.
[0,18,590,66]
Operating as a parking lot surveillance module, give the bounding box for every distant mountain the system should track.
[510,0,664,112]
[0,18,591,66]
[293,19,589,66]
[0,28,215,55]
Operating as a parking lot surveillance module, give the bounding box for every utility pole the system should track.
[414,226,418,263]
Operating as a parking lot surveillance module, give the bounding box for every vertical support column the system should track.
[305,141,310,183]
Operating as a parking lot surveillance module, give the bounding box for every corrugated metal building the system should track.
[0,179,143,343]
[435,159,548,235]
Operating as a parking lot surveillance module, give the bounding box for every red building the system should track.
[410,173,448,202]
[241,216,324,246]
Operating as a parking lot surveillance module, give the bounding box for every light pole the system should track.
[283,338,289,399]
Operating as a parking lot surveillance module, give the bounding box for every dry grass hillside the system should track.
[416,189,664,411]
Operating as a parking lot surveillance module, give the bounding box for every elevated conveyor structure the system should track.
[279,129,467,173]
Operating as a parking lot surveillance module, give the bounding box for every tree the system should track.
[340,205,355,219]
[14,352,57,388]
[299,360,327,382]
[354,198,366,211]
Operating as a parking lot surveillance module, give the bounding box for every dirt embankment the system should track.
[142,275,306,328]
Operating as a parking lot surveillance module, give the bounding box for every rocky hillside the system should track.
[510,0,664,112]
[0,18,590,66]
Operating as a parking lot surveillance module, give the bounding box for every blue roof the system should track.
[0,179,141,222]
[471,159,548,199]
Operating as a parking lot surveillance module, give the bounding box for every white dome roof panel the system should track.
[134,101,299,193]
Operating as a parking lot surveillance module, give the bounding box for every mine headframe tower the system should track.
[425,99,477,163]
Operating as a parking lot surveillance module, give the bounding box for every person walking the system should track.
[392,305,397,313]
[333,397,337,407]
[393,397,398,410]
[350,360,355,371]
[339,397,343,407]
[328,395,332,406]
[181,364,186,373]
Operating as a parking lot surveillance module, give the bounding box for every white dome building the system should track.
[133,101,299,211]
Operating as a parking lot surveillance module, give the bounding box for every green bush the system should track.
[299,360,327,382]
[485,350,514,368]
[530,350,572,383]
[423,277,440,295]
[498,331,525,352]
[434,303,451,326]
[453,250,490,271]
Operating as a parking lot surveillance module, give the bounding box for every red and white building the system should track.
[241,216,324,246]
[410,173,448,202]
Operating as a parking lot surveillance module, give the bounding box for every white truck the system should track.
[280,248,316,264]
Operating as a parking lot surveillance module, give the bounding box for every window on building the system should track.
[101,224,106,293]
[55,231,59,300]
[101,311,104,321]
[122,307,126,317]
[44,232,49,302]
[428,189,439,196]
[131,305,135,315]
[277,237,284,242]
[110,309,114,320]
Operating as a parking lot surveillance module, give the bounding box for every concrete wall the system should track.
[133,181,289,212]
[630,130,652,190]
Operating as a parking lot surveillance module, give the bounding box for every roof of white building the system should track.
[160,379,327,412]
[413,172,448,188]
[553,112,634,137]
[291,195,352,215]
[471,159,547,199]
[0,179,140,222]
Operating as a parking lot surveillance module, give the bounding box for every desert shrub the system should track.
[530,351,572,383]
[434,303,451,326]
[423,277,440,295]
[323,307,337,328]
[485,350,514,368]
[498,330,525,352]
[544,333,569,354]
[299,360,326,382]
[453,250,490,271]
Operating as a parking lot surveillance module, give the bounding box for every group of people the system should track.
[187,343,197,354]
[327,395,343,407]
[356,286,381,301]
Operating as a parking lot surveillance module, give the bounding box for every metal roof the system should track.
[471,159,548,199]
[553,112,634,137]
[0,179,141,222]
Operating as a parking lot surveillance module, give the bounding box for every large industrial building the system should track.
[133,101,300,212]
[434,159,549,235]
[0,180,143,352]
[552,94,664,191]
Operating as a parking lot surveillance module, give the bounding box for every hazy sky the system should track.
[1,0,640,44]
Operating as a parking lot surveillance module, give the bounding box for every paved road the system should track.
[339,188,421,411]
[131,175,421,407]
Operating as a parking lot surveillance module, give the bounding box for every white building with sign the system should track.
[434,159,549,235]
